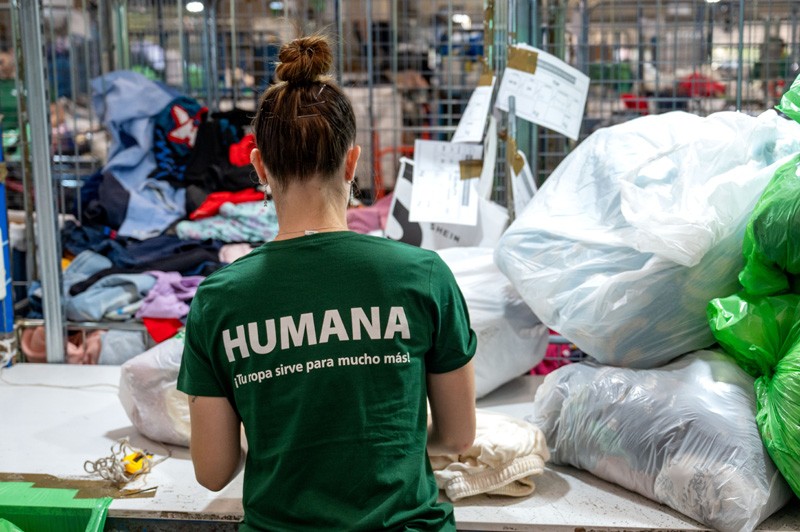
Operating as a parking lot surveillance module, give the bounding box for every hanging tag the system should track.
[507,46,538,74]
[459,159,484,180]
[506,138,525,175]
[478,60,494,87]
[483,1,494,56]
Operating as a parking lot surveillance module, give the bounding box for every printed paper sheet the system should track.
[451,78,496,144]
[496,44,590,140]
[409,140,483,226]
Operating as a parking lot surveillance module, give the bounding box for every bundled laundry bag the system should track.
[437,247,548,398]
[118,332,190,447]
[530,350,793,532]
[495,109,800,367]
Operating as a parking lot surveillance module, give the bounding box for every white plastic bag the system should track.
[530,349,793,532]
[437,247,548,398]
[495,110,800,367]
[118,333,190,447]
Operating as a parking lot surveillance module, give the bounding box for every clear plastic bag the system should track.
[495,110,800,367]
[530,349,793,532]
[118,333,190,447]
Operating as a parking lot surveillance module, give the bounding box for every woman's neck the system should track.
[272,179,348,241]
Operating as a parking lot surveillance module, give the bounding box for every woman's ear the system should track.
[344,145,361,183]
[251,148,269,185]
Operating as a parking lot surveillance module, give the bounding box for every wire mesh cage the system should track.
[8,0,800,212]
[4,0,508,361]
[526,0,800,183]
[4,0,799,362]
[116,0,500,196]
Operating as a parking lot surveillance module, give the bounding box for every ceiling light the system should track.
[186,1,204,13]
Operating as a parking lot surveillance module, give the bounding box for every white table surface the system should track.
[1,363,798,530]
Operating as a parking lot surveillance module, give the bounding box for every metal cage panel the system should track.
[5,0,798,362]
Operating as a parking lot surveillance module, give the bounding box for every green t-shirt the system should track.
[177,232,477,531]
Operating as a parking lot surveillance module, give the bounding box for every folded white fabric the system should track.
[429,409,549,501]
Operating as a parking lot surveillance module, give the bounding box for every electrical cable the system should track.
[0,363,120,390]
[84,438,172,488]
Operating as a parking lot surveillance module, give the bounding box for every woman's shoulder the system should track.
[351,233,438,259]
[350,235,448,273]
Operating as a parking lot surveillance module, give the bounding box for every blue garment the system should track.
[60,221,224,277]
[99,330,147,365]
[175,201,279,243]
[61,221,127,260]
[118,178,186,240]
[91,71,186,239]
[65,272,156,322]
[107,234,223,270]
[27,250,113,319]
[62,251,113,294]
[152,96,207,183]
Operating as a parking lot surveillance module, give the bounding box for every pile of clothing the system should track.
[83,71,265,240]
[20,71,285,363]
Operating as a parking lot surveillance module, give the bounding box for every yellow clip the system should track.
[122,451,153,476]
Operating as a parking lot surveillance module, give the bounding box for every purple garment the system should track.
[136,271,205,319]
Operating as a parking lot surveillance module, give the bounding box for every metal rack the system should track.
[7,0,509,362]
[6,0,798,362]
[524,0,800,185]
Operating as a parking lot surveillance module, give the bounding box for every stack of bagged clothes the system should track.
[494,105,800,531]
[707,85,800,499]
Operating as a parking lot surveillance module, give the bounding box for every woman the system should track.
[178,34,476,531]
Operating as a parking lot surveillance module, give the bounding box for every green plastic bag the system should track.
[776,73,800,124]
[709,292,800,497]
[708,293,800,377]
[708,73,800,502]
[756,341,800,501]
[0,519,24,532]
[738,154,800,296]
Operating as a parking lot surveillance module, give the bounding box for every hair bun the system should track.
[275,35,333,84]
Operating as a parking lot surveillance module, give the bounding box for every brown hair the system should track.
[252,35,357,189]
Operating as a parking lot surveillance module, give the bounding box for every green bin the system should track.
[0,482,111,532]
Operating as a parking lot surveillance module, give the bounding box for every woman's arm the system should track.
[426,360,476,456]
[188,395,245,491]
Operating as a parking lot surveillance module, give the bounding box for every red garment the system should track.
[142,317,184,343]
[677,73,726,97]
[189,188,264,220]
[229,133,256,167]
[530,329,575,375]
[621,93,649,115]
[530,343,572,375]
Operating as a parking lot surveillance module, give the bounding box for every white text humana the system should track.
[221,306,411,362]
